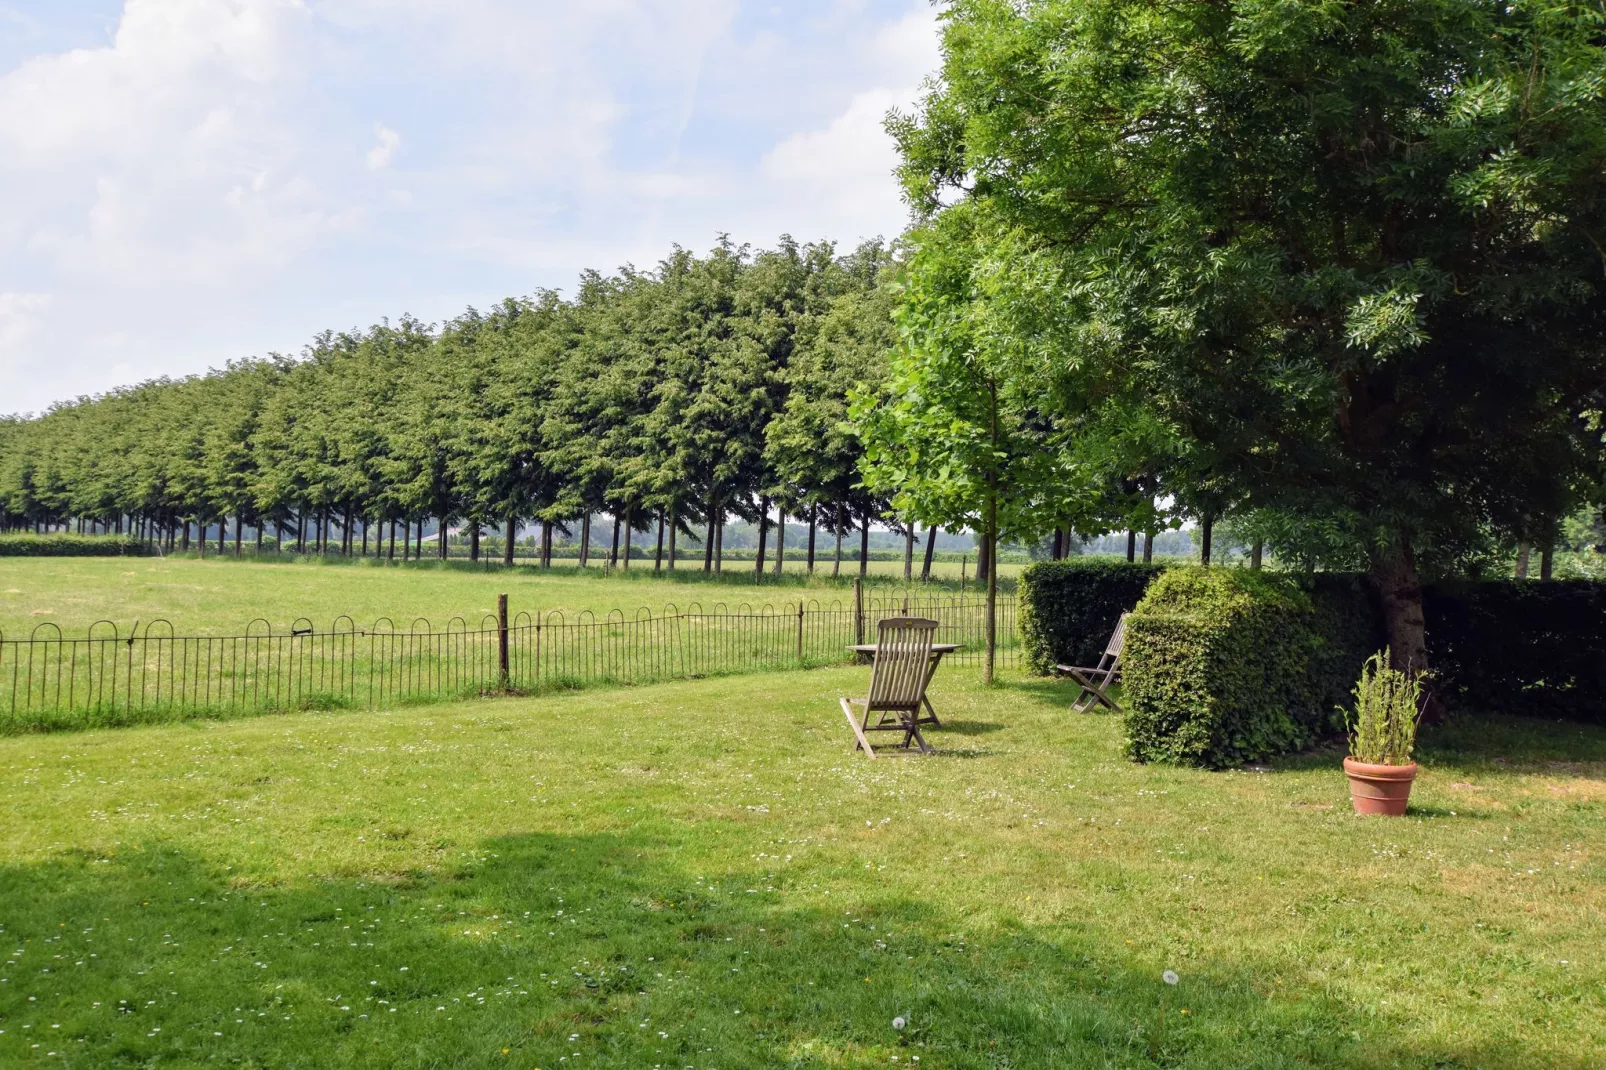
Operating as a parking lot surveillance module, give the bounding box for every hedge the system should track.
[0,534,150,557]
[1122,569,1375,769]
[1424,580,1606,724]
[1018,559,1168,674]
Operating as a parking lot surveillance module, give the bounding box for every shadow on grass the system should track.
[1244,714,1606,779]
[1416,713,1606,774]
[164,550,1019,597]
[0,831,1579,1069]
[935,720,1008,736]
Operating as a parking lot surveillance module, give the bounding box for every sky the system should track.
[0,0,941,417]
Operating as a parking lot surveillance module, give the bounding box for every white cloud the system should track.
[756,7,939,243]
[761,88,908,238]
[366,124,401,170]
[0,0,941,415]
[0,292,52,413]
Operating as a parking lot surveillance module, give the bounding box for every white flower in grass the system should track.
[1162,970,1179,985]
[892,1016,906,1031]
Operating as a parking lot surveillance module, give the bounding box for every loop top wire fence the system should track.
[1,593,1016,732]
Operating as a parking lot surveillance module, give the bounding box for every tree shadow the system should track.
[1007,676,1126,714]
[1415,714,1606,776]
[0,831,1582,1069]
[933,720,1008,736]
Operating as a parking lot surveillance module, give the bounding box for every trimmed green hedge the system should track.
[1018,559,1168,674]
[1123,568,1375,768]
[0,534,150,557]
[1424,580,1606,724]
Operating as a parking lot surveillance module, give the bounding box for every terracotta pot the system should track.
[1343,758,1418,816]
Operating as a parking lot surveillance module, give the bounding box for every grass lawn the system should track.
[0,667,1601,1067]
[0,556,1020,639]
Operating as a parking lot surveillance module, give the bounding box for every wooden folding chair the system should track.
[1055,612,1129,712]
[840,617,939,758]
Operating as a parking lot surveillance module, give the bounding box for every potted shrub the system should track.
[1342,650,1424,816]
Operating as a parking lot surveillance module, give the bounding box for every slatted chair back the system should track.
[865,617,939,712]
[1104,612,1130,663]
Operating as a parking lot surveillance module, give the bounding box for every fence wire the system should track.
[0,594,1017,731]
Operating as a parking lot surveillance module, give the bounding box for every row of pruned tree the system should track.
[0,238,923,576]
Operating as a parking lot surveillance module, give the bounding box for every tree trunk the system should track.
[774,509,785,575]
[1540,545,1554,581]
[655,510,665,572]
[234,516,243,557]
[704,494,717,573]
[1143,531,1154,564]
[609,512,621,568]
[715,514,724,572]
[1515,540,1531,579]
[922,525,939,581]
[1199,513,1214,566]
[755,497,771,580]
[389,520,397,561]
[903,522,915,582]
[541,520,553,568]
[622,503,633,570]
[439,516,448,560]
[579,514,591,568]
[1368,538,1441,722]
[504,517,516,567]
[470,523,481,563]
[832,502,844,577]
[859,515,869,578]
[1126,530,1136,563]
[183,520,191,552]
[1251,540,1264,570]
[667,504,677,571]
[985,482,998,685]
[807,503,818,573]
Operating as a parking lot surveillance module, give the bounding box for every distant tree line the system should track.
[0,238,933,578]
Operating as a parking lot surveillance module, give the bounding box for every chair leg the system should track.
[841,697,876,759]
[1066,668,1103,713]
[1089,684,1122,713]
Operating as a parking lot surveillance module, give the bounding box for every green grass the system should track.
[1,667,1602,1067]
[0,556,1020,639]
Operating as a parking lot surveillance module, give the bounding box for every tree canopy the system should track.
[868,0,1606,678]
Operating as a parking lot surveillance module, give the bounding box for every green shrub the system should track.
[1018,559,1168,674]
[1123,568,1374,768]
[1424,579,1606,724]
[0,534,149,557]
[1346,650,1424,765]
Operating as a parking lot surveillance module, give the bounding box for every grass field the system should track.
[1,665,1602,1068]
[0,556,1021,640]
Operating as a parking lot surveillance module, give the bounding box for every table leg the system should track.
[918,651,944,727]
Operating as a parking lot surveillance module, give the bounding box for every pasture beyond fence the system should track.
[0,590,1018,732]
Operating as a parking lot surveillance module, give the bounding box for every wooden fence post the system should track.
[854,577,864,645]
[796,602,805,664]
[497,593,510,689]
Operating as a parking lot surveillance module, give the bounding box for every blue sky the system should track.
[0,0,940,415]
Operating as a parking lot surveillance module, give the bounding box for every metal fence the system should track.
[0,593,1017,732]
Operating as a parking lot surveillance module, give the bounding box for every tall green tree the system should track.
[891,0,1606,682]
